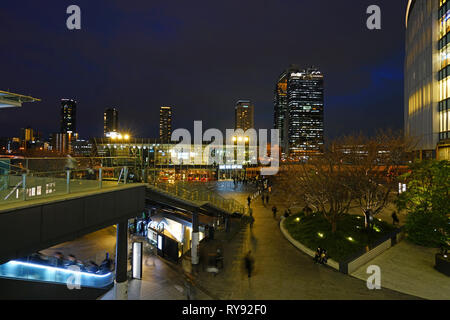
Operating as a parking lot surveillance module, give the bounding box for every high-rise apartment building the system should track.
[159,106,173,143]
[274,66,324,158]
[104,107,119,136]
[235,100,255,131]
[405,0,450,160]
[61,99,77,134]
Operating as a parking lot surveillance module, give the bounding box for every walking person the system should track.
[266,194,270,205]
[391,211,400,226]
[272,206,278,219]
[184,273,196,300]
[247,196,252,207]
[244,251,254,278]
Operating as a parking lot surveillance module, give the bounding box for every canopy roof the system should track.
[0,90,40,109]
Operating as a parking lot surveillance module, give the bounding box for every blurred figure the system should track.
[184,273,196,300]
[64,155,76,171]
[65,254,77,267]
[244,251,254,278]
[216,249,224,269]
[100,253,112,274]
[54,252,64,267]
[314,248,322,264]
[76,259,86,272]
[272,206,278,219]
[86,261,99,273]
[283,210,291,219]
[391,211,400,226]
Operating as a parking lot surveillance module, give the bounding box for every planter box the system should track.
[280,218,404,275]
[435,254,450,276]
[280,219,340,271]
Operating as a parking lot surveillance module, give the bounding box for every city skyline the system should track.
[0,0,448,305]
[0,0,406,141]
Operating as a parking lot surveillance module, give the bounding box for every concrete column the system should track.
[115,220,128,300]
[191,211,199,265]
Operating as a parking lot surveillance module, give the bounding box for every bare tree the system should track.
[275,130,415,232]
[276,153,354,233]
[332,130,415,228]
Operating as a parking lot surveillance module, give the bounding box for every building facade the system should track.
[235,100,255,131]
[104,108,119,136]
[274,69,291,154]
[60,99,77,134]
[274,66,324,158]
[159,106,173,143]
[405,0,450,159]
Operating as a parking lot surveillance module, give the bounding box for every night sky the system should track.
[0,0,407,141]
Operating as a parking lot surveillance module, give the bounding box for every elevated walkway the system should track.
[0,183,146,264]
[145,182,247,217]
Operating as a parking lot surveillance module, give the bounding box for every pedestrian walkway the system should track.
[43,226,212,300]
[351,241,450,300]
[102,253,211,300]
[191,184,416,300]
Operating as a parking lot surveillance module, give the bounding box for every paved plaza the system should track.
[189,184,416,300]
[41,181,448,300]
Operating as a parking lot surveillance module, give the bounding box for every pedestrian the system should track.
[247,196,252,207]
[314,247,322,264]
[272,206,277,219]
[184,273,196,300]
[244,251,254,278]
[216,249,224,269]
[266,195,270,205]
[391,211,400,226]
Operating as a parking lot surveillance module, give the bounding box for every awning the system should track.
[0,90,40,109]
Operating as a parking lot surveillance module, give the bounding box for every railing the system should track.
[148,182,246,215]
[0,256,114,289]
[0,157,143,206]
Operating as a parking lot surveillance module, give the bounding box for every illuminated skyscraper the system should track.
[61,99,77,134]
[405,0,450,160]
[235,100,255,131]
[104,107,119,136]
[160,106,173,143]
[274,66,324,158]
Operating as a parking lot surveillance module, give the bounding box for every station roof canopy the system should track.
[0,90,41,109]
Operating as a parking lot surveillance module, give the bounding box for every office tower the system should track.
[159,106,173,143]
[20,126,34,142]
[274,66,324,158]
[235,100,255,131]
[104,107,119,136]
[61,99,77,134]
[405,0,450,160]
[274,65,298,154]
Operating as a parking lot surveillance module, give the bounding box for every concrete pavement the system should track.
[191,183,417,300]
[352,241,450,300]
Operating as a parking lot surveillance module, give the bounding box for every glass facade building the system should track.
[60,99,77,134]
[159,106,173,143]
[405,0,450,159]
[235,100,255,131]
[104,107,119,136]
[274,66,324,158]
